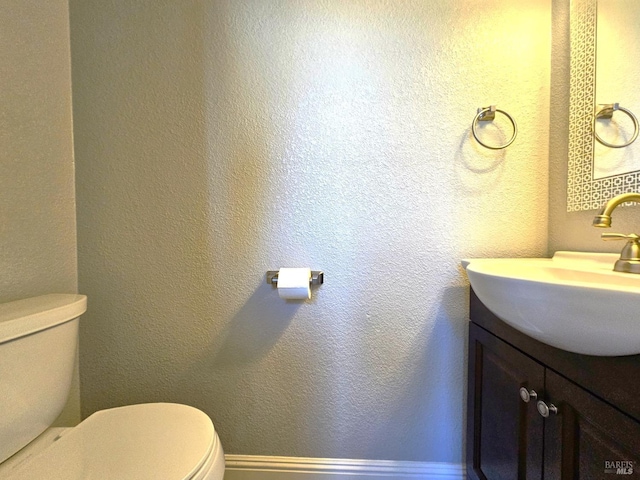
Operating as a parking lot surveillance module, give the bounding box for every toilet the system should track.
[0,294,225,479]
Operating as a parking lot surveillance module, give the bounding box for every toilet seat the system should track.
[5,403,223,480]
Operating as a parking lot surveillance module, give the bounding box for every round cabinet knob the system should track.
[519,387,538,403]
[537,400,558,417]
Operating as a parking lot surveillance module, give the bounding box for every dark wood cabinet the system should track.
[543,370,640,479]
[467,324,544,480]
[468,290,640,480]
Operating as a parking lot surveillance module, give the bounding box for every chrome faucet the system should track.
[593,192,640,273]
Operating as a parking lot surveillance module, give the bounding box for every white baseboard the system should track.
[224,455,465,480]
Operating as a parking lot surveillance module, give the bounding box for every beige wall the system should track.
[0,1,79,424]
[71,0,550,462]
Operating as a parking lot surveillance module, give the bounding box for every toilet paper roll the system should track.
[277,268,311,299]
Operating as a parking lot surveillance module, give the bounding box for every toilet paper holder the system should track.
[266,270,324,286]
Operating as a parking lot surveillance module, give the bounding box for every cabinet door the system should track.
[467,323,545,480]
[543,369,640,479]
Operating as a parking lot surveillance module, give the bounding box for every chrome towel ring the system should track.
[472,105,517,150]
[594,103,639,149]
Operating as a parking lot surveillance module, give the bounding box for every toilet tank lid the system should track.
[0,294,87,344]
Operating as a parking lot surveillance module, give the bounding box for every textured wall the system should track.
[548,0,640,252]
[72,0,550,462]
[0,1,79,424]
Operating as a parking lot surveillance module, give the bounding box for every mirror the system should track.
[593,1,640,178]
[567,0,640,212]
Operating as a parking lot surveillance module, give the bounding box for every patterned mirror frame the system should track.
[567,0,640,212]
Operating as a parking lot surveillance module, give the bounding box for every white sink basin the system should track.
[463,252,640,356]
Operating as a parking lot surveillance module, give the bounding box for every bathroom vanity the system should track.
[467,289,640,480]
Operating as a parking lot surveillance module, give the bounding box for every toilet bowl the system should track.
[0,294,225,479]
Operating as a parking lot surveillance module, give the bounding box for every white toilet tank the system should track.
[0,294,87,464]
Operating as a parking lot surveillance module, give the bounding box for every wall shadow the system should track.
[208,282,302,367]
